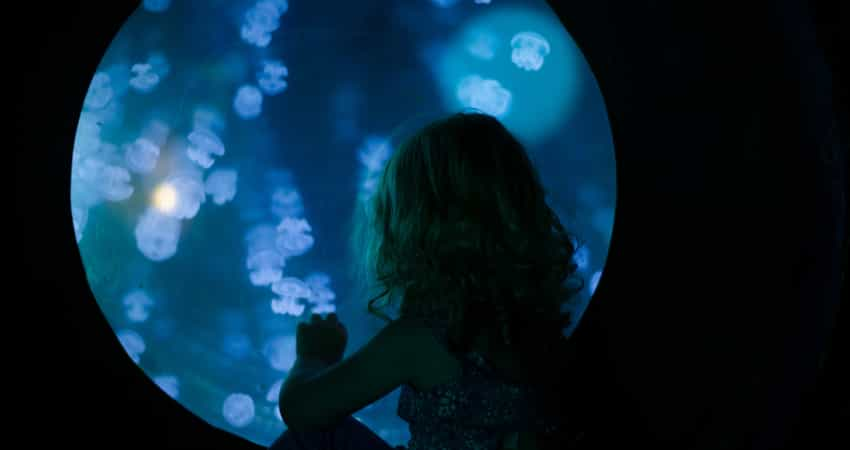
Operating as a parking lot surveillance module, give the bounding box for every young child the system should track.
[271,111,585,450]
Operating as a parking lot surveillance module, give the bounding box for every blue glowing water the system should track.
[71,0,616,446]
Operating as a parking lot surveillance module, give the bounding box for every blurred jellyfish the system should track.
[573,246,590,271]
[205,169,238,205]
[240,0,288,48]
[311,303,337,314]
[271,296,305,316]
[97,164,134,202]
[266,379,284,403]
[141,119,171,147]
[71,205,88,243]
[143,0,171,13]
[271,277,312,300]
[307,284,336,305]
[589,270,602,295]
[358,136,392,173]
[245,224,278,254]
[117,329,146,364]
[103,63,132,99]
[246,249,285,286]
[73,112,103,158]
[186,128,226,169]
[84,72,113,110]
[222,332,254,359]
[222,393,256,428]
[123,289,155,323]
[146,51,170,77]
[270,187,304,220]
[275,218,314,257]
[431,0,459,7]
[304,272,331,289]
[135,209,181,261]
[456,75,512,118]
[162,174,206,219]
[263,335,296,371]
[129,63,161,93]
[124,137,160,174]
[510,31,551,72]
[257,60,289,96]
[234,85,263,119]
[467,32,497,60]
[153,374,180,399]
[193,105,226,135]
[474,0,492,3]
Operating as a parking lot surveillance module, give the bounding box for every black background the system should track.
[14,1,847,449]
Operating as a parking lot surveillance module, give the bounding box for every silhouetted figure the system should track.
[271,111,585,450]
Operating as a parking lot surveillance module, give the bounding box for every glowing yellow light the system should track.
[152,183,178,213]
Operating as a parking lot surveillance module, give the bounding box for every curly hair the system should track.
[348,111,584,391]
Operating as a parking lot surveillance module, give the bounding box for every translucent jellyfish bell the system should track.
[245,224,278,255]
[270,296,305,316]
[358,136,392,173]
[117,329,146,364]
[186,128,226,169]
[134,209,181,261]
[204,169,238,205]
[257,60,289,96]
[146,51,170,78]
[271,277,312,300]
[123,289,156,323]
[83,72,113,110]
[124,137,161,174]
[510,31,551,72]
[467,32,497,60]
[456,74,512,118]
[222,393,256,428]
[263,335,296,371]
[270,187,304,220]
[129,63,161,93]
[161,172,206,219]
[97,164,134,202]
[233,85,263,119]
[275,218,315,257]
[153,374,180,399]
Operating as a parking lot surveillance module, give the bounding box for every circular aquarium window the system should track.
[70,0,616,446]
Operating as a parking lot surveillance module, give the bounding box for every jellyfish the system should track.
[141,119,171,147]
[124,137,160,174]
[358,136,392,173]
[97,164,134,202]
[222,393,256,428]
[71,205,88,243]
[245,224,278,255]
[311,303,337,314]
[116,329,145,364]
[510,31,551,72]
[589,270,602,295]
[146,51,170,78]
[573,245,590,272]
[246,249,285,286]
[271,277,312,300]
[304,272,331,289]
[129,63,161,93]
[456,75,512,118]
[270,187,304,220]
[193,105,226,135]
[271,296,306,317]
[266,379,284,403]
[73,112,103,158]
[307,285,336,305]
[257,60,289,96]
[275,218,314,257]
[467,32,497,61]
[134,209,181,261]
[143,0,171,13]
[263,335,296,371]
[162,174,206,220]
[233,85,263,119]
[186,128,226,169]
[205,169,238,205]
[153,374,179,399]
[240,0,288,48]
[474,0,492,3]
[83,72,113,110]
[123,289,155,323]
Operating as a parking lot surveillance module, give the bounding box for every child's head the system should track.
[351,111,582,355]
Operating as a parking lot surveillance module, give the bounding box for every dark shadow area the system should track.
[14,0,846,449]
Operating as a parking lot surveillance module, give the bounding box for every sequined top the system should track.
[395,312,562,450]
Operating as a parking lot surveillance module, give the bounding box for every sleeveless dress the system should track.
[396,312,563,450]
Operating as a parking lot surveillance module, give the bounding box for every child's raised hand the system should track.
[295,313,348,365]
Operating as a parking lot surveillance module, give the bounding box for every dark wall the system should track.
[15,1,846,449]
